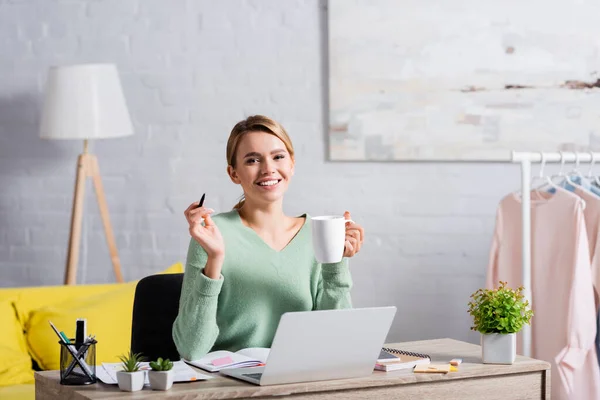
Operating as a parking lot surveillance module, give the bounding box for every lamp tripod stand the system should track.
[65,140,124,285]
[39,63,133,285]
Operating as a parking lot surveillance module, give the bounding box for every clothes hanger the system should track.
[586,151,600,188]
[574,152,584,177]
[586,151,595,179]
[530,152,559,191]
[564,151,583,187]
[515,152,558,198]
[530,152,548,188]
[548,151,568,186]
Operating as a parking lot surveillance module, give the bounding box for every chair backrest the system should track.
[131,273,184,361]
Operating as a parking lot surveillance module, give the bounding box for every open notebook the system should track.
[375,347,431,371]
[184,348,270,372]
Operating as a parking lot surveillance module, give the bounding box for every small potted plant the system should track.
[468,281,533,364]
[148,357,174,391]
[116,351,146,392]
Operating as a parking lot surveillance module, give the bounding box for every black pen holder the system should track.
[59,339,97,385]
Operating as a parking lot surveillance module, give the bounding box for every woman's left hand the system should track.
[343,211,364,258]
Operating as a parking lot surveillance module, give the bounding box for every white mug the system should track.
[311,215,354,264]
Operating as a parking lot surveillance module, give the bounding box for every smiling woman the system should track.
[172,115,366,361]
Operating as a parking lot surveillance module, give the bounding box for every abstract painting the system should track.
[327,0,600,161]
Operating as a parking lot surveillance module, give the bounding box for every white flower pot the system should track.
[116,370,145,392]
[148,370,174,391]
[481,333,516,364]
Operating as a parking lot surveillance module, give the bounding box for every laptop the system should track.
[220,306,396,386]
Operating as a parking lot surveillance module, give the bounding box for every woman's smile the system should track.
[256,178,282,190]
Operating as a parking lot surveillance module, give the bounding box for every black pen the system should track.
[196,193,206,209]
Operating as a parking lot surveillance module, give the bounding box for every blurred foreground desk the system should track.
[35,338,550,400]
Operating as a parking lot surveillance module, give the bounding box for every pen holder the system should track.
[59,339,97,385]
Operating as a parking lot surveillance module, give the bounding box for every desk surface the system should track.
[35,338,551,400]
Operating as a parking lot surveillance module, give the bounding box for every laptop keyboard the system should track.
[242,373,263,381]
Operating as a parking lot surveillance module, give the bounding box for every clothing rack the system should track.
[511,151,600,357]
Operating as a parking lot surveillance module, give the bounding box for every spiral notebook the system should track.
[374,347,431,371]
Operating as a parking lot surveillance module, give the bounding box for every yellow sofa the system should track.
[0,262,183,400]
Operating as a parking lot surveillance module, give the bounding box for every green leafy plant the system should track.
[117,351,145,372]
[468,281,533,334]
[149,357,173,372]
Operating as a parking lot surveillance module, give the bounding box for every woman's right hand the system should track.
[184,201,224,259]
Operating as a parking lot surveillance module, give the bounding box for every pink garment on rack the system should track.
[486,188,599,400]
[533,187,600,307]
[574,187,600,306]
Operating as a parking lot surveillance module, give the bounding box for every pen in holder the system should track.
[59,339,97,385]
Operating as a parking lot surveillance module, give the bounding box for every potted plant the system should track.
[148,357,174,391]
[468,281,533,364]
[116,351,146,392]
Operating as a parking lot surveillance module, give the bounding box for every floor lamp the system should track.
[39,64,134,285]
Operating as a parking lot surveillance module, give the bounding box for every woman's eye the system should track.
[274,154,285,160]
[245,158,259,164]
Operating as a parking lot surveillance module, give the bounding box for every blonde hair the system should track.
[227,115,295,210]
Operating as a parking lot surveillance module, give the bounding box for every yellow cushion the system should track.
[160,262,184,274]
[2,284,127,331]
[25,281,137,370]
[0,299,28,356]
[0,346,34,387]
[0,384,34,400]
[0,301,34,387]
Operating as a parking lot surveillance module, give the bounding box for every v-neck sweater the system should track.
[172,210,353,361]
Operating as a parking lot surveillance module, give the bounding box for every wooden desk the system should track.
[35,338,551,399]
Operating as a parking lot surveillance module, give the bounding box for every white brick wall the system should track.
[0,0,532,344]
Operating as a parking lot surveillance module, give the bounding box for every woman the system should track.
[172,115,365,361]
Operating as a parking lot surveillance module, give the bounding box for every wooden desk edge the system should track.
[34,338,552,400]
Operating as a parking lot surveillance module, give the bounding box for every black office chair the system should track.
[130,273,184,361]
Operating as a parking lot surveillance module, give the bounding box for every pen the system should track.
[49,321,67,344]
[84,335,96,345]
[196,193,205,209]
[60,332,71,344]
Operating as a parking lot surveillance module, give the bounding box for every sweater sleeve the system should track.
[314,258,353,310]
[172,238,224,360]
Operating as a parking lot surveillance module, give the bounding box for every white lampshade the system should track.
[40,63,134,140]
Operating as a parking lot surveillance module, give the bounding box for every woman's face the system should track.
[228,131,294,206]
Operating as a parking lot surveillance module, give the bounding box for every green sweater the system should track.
[172,210,353,361]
